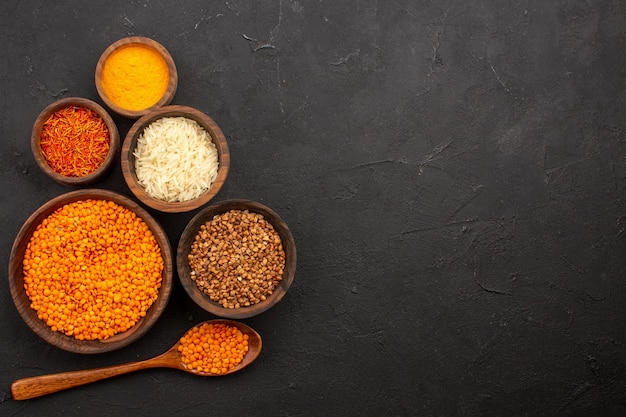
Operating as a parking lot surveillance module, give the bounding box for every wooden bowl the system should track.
[8,189,174,354]
[121,105,230,213]
[95,36,178,119]
[176,199,297,319]
[31,97,120,187]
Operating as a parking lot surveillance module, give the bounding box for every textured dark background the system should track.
[1,1,625,416]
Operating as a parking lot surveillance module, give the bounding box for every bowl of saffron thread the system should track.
[31,97,120,187]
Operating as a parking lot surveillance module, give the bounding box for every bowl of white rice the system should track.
[121,105,230,213]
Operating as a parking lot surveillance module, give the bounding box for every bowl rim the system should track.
[8,189,174,354]
[31,97,120,187]
[121,105,230,213]
[176,199,297,319]
[95,36,178,119]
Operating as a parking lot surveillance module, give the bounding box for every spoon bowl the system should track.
[10,319,262,400]
[169,319,263,376]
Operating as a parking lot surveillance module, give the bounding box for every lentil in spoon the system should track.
[10,319,262,400]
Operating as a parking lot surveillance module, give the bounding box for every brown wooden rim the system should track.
[8,189,174,354]
[121,105,230,213]
[95,36,178,119]
[30,97,120,187]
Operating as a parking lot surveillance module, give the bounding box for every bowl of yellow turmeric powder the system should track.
[95,37,178,119]
[8,189,174,354]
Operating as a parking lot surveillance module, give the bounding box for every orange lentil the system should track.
[177,322,249,375]
[22,199,163,340]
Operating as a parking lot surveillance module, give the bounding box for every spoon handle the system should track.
[11,350,178,400]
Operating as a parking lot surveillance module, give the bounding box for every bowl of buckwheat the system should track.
[176,199,296,319]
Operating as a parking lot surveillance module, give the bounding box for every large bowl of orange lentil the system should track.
[8,189,173,354]
[31,97,120,187]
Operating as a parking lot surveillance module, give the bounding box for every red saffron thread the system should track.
[40,106,110,177]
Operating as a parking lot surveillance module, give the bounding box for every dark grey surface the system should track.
[2,1,625,416]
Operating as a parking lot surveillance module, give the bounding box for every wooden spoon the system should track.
[11,319,262,401]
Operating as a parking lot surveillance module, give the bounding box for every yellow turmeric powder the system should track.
[100,44,169,111]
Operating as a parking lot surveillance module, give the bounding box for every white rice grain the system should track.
[134,116,219,202]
